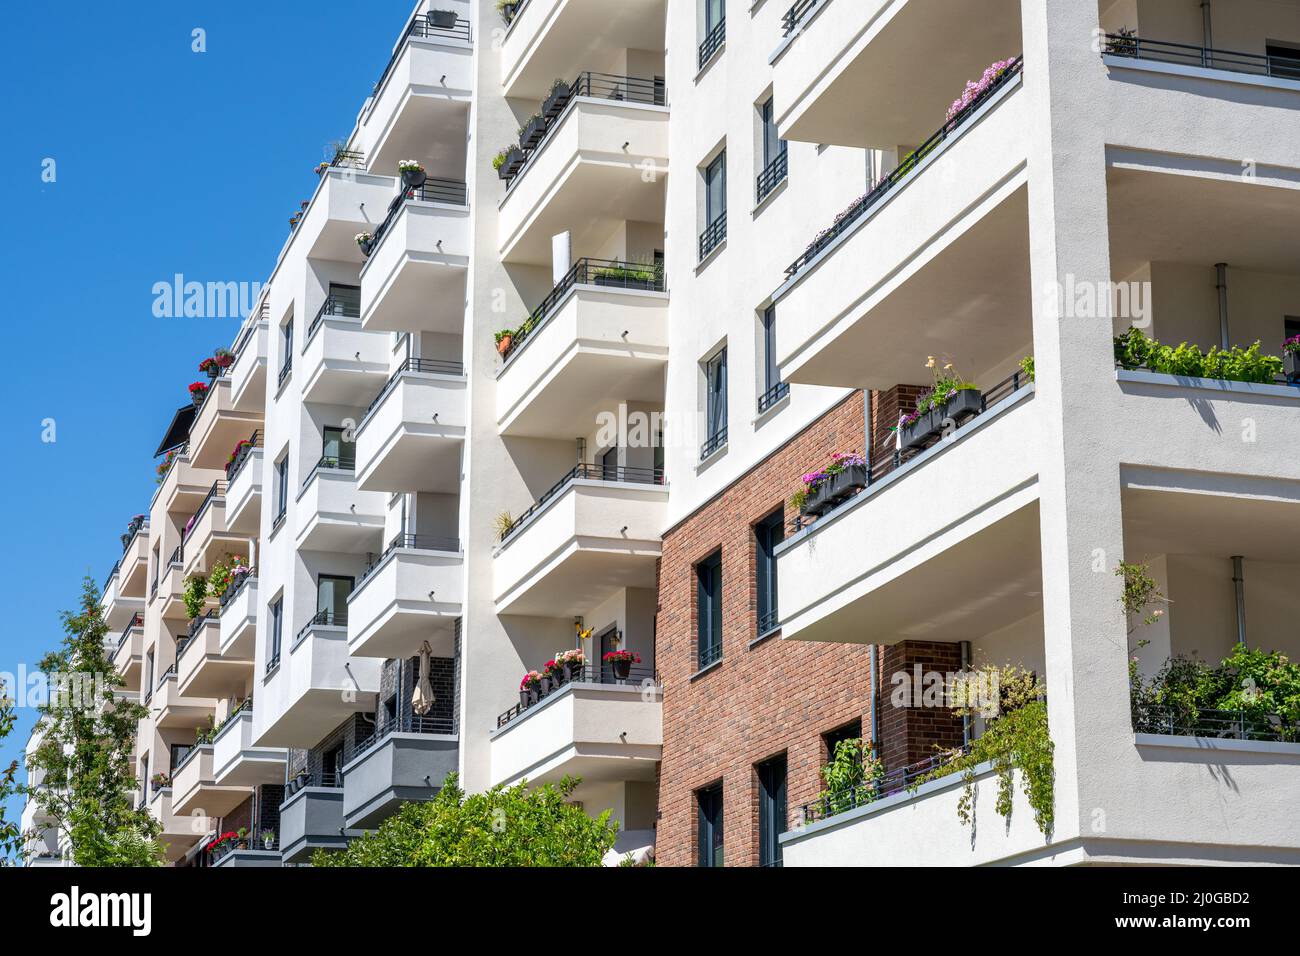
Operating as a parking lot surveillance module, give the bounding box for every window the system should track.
[696,782,724,867]
[278,320,293,385]
[273,455,289,525]
[144,649,155,692]
[1286,316,1300,340]
[700,347,727,459]
[700,151,727,260]
[754,510,783,637]
[756,98,788,203]
[756,755,788,867]
[697,549,723,668]
[758,306,788,411]
[316,575,354,627]
[326,282,361,317]
[1267,44,1300,80]
[700,0,725,68]
[600,445,619,480]
[823,719,864,769]
[170,743,193,772]
[267,598,283,672]
[321,743,344,786]
[322,426,356,470]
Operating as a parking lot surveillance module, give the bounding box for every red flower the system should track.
[188,381,208,394]
[602,650,641,664]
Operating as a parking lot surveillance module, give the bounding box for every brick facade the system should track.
[879,641,965,770]
[869,383,930,475]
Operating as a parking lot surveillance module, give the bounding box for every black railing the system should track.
[801,744,975,824]
[225,430,263,483]
[167,545,183,567]
[266,648,281,675]
[757,606,780,636]
[362,356,466,419]
[305,287,362,345]
[503,72,666,186]
[757,381,789,414]
[699,19,726,68]
[699,212,727,261]
[698,641,723,670]
[186,610,215,642]
[330,147,366,170]
[782,0,819,36]
[295,608,347,647]
[502,257,666,363]
[700,426,728,461]
[122,515,148,553]
[115,614,144,654]
[499,463,665,543]
[1133,705,1299,743]
[233,302,269,360]
[756,149,788,204]
[302,454,355,490]
[358,532,461,588]
[1103,33,1300,80]
[370,177,469,252]
[497,663,658,729]
[219,572,255,611]
[277,357,292,388]
[157,663,177,690]
[350,713,457,764]
[790,364,1031,534]
[372,13,472,99]
[103,560,119,593]
[785,55,1024,278]
[183,481,226,540]
[285,768,342,797]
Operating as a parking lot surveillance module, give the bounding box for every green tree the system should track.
[313,774,618,867]
[0,687,21,859]
[27,577,163,866]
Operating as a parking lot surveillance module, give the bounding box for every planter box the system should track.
[401,168,427,190]
[543,83,572,120]
[501,148,525,179]
[899,389,984,451]
[1286,351,1300,383]
[801,463,869,518]
[520,117,547,150]
[426,10,457,29]
[593,272,656,290]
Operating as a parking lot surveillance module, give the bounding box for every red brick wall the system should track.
[879,641,965,770]
[869,384,929,476]
[656,393,877,867]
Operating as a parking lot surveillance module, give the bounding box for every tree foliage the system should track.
[312,774,618,867]
[0,688,20,859]
[26,577,163,866]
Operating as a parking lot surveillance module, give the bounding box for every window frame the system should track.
[754,509,783,638]
[696,549,724,669]
[696,781,724,867]
[756,754,788,868]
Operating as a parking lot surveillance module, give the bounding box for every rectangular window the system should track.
[696,782,724,867]
[1286,316,1300,339]
[322,426,356,470]
[700,151,727,259]
[144,649,154,691]
[757,755,788,867]
[1267,44,1300,80]
[823,719,863,764]
[761,98,785,168]
[316,575,354,627]
[326,282,362,317]
[274,455,289,523]
[697,549,723,668]
[755,510,783,636]
[268,598,283,671]
[758,306,787,411]
[702,347,727,458]
[700,0,726,67]
[280,321,293,373]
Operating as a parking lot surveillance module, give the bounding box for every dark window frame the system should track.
[754,510,783,638]
[696,781,724,867]
[696,549,723,669]
[756,754,788,867]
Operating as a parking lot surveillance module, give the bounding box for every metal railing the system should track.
[499,463,665,543]
[757,381,789,414]
[700,426,728,461]
[502,257,666,363]
[102,560,119,593]
[1133,705,1299,743]
[800,744,975,824]
[756,148,788,204]
[782,0,819,36]
[362,356,466,419]
[122,515,148,552]
[350,713,457,765]
[358,532,461,589]
[277,357,292,388]
[497,663,658,729]
[225,430,262,482]
[115,614,144,654]
[167,544,183,567]
[186,610,215,642]
[757,606,780,637]
[790,363,1031,534]
[285,768,342,797]
[1103,33,1300,80]
[295,609,347,648]
[266,648,281,675]
[233,302,268,358]
[370,177,468,252]
[699,19,726,68]
[219,571,255,611]
[305,287,362,344]
[330,147,366,170]
[157,663,177,690]
[183,480,226,540]
[372,13,472,99]
[698,641,723,670]
[699,212,727,261]
[786,55,1023,278]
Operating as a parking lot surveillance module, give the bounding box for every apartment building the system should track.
[23,0,1300,868]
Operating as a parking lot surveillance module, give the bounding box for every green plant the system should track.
[183,575,208,620]
[1116,560,1168,634]
[518,111,545,137]
[207,557,233,601]
[1019,355,1035,382]
[817,738,884,817]
[1114,327,1283,384]
[789,487,809,513]
[493,329,515,345]
[0,687,19,857]
[492,148,510,171]
[493,511,515,539]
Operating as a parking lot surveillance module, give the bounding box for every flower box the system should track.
[520,116,547,150]
[801,463,868,518]
[543,82,572,120]
[899,389,983,451]
[500,147,525,179]
[1285,351,1300,383]
[426,9,457,30]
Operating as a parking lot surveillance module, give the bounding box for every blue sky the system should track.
[0,1,408,850]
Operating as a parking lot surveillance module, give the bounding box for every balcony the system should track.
[279,771,346,863]
[500,0,665,98]
[182,480,246,578]
[218,573,258,659]
[188,376,263,471]
[772,58,1027,388]
[360,179,470,335]
[293,167,398,263]
[1101,31,1300,91]
[112,614,144,690]
[771,0,1021,148]
[212,705,285,788]
[496,258,668,438]
[493,464,666,616]
[341,715,458,829]
[347,534,464,660]
[498,73,668,265]
[177,612,252,700]
[294,458,385,553]
[490,665,661,789]
[172,744,250,818]
[224,431,263,534]
[155,445,223,516]
[118,520,150,598]
[156,547,189,619]
[231,302,269,412]
[147,787,211,861]
[359,13,473,176]
[101,566,145,630]
[150,667,214,730]
[777,375,1039,646]
[300,290,389,406]
[354,358,466,494]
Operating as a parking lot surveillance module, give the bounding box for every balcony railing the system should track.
[799,744,975,824]
[302,454,355,491]
[349,713,457,766]
[285,767,342,797]
[699,212,727,261]
[225,430,263,482]
[361,356,466,420]
[785,55,1024,279]
[122,515,148,552]
[183,481,226,540]
[305,286,362,345]
[699,426,728,461]
[699,19,726,68]
[329,147,366,170]
[369,177,469,254]
[782,0,819,36]
[157,663,177,690]
[756,149,788,204]
[1102,33,1300,80]
[357,532,461,589]
[501,257,666,364]
[496,663,658,729]
[372,13,473,99]
[499,463,665,543]
[758,381,790,414]
[167,544,184,567]
[115,614,144,654]
[1133,705,1299,743]
[294,609,347,650]
[219,571,255,611]
[102,560,119,593]
[277,357,292,389]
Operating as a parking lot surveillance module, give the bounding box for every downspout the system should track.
[1215,262,1229,349]
[1202,1,1213,67]
[868,644,880,750]
[1232,556,1247,648]
[959,640,972,747]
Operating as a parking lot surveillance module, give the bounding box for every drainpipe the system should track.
[868,644,880,749]
[959,640,972,747]
[1216,263,1229,349]
[1232,556,1247,647]
[1201,1,1213,67]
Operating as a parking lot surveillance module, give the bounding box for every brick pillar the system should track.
[877,641,965,771]
[869,385,930,477]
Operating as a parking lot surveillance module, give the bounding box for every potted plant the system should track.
[261,829,276,851]
[519,671,542,707]
[188,381,209,406]
[603,649,641,681]
[494,510,515,540]
[151,772,172,790]
[1284,334,1300,382]
[894,358,983,451]
[497,0,519,25]
[398,159,427,189]
[495,329,515,357]
[214,348,235,370]
[1105,26,1139,57]
[543,78,572,119]
[519,112,547,149]
[355,231,375,257]
[558,646,586,680]
[199,357,220,380]
[501,145,525,178]
[798,452,869,518]
[426,9,457,29]
[544,658,566,689]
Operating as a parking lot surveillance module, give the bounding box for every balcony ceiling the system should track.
[369,98,469,182]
